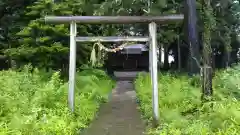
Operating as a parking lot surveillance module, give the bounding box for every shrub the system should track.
[135,66,240,135]
[0,66,115,134]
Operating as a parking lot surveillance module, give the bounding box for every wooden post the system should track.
[69,22,77,112]
[149,22,159,126]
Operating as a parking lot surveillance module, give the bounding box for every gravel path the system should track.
[82,72,145,135]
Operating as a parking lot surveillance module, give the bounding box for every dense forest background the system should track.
[0,0,239,74]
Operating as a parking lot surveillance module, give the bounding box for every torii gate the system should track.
[45,15,184,123]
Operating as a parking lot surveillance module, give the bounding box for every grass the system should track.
[135,65,240,135]
[0,65,115,135]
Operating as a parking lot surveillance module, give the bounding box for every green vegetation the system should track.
[135,65,240,135]
[0,65,115,134]
[0,0,239,134]
[0,0,239,70]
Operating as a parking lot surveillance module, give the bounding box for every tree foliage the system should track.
[0,0,239,70]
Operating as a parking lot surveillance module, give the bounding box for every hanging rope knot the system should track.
[90,39,136,67]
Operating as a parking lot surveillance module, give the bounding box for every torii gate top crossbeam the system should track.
[45,15,184,24]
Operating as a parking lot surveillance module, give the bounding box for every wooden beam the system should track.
[45,15,184,24]
[76,36,149,42]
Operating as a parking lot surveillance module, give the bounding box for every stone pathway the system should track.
[82,72,145,135]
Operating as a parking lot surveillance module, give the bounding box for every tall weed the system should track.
[0,66,115,134]
[135,66,240,135]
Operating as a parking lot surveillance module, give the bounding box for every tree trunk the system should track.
[185,0,200,74]
[223,47,231,67]
[201,0,214,99]
[163,47,169,70]
[201,66,213,98]
[158,45,162,69]
[177,37,181,70]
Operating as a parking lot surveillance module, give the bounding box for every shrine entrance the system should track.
[45,15,184,123]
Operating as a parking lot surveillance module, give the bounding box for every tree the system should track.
[4,0,119,71]
[211,0,240,68]
[0,0,37,68]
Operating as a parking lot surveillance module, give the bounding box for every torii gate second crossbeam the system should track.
[45,15,184,123]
